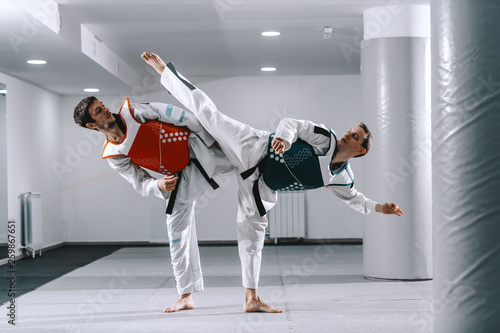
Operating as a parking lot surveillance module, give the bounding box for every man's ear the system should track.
[358,148,366,156]
[86,123,97,130]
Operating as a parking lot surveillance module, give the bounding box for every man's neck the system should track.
[104,123,124,143]
[331,150,351,164]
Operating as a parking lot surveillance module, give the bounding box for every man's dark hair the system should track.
[353,122,372,158]
[74,96,97,130]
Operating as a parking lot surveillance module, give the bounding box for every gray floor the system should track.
[0,244,432,332]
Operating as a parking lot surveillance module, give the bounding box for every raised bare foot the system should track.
[141,52,167,75]
[244,295,282,313]
[164,294,195,313]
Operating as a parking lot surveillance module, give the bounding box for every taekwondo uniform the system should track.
[102,97,233,294]
[160,62,378,289]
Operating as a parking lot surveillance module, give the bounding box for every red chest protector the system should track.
[101,98,191,175]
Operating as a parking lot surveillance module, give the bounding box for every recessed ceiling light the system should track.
[27,60,47,65]
[0,90,7,94]
[261,67,276,72]
[261,31,281,37]
[84,88,100,93]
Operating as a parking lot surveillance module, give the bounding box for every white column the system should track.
[361,4,432,280]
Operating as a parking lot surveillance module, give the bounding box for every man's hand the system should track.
[271,137,291,154]
[376,203,404,216]
[158,175,179,192]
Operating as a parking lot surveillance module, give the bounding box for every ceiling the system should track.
[0,0,428,95]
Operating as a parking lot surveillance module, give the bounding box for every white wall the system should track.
[0,72,64,252]
[61,74,368,242]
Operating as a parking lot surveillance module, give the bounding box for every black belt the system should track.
[166,169,182,215]
[252,180,267,217]
[241,157,268,217]
[190,158,219,190]
[165,158,219,215]
[240,157,267,180]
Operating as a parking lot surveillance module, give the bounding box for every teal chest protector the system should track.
[240,127,353,216]
[261,135,325,191]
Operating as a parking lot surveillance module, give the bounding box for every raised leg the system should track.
[143,52,269,171]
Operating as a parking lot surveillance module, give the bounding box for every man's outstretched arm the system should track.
[327,184,403,216]
[272,118,330,155]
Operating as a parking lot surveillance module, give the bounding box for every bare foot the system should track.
[164,294,195,313]
[244,295,282,313]
[141,52,167,75]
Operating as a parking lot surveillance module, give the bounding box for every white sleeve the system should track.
[131,102,215,147]
[275,118,330,154]
[326,185,378,215]
[107,155,170,200]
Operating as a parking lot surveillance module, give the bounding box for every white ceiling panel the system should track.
[0,0,429,95]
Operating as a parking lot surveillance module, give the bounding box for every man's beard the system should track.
[98,119,116,130]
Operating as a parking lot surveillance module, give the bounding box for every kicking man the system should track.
[74,95,233,312]
[141,51,403,313]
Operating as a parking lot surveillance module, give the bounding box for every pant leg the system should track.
[166,201,204,294]
[236,173,278,289]
[165,140,234,294]
[161,62,269,171]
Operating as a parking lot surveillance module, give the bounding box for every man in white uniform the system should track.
[141,52,403,314]
[74,95,233,312]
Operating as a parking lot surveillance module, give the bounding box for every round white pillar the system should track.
[361,4,432,280]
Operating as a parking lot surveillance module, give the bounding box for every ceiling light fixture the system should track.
[261,67,276,72]
[261,31,281,37]
[84,88,100,93]
[27,60,47,65]
[323,26,333,39]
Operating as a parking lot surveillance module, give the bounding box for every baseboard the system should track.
[56,239,363,247]
[62,241,154,246]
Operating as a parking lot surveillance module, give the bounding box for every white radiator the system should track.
[19,192,43,258]
[268,191,306,242]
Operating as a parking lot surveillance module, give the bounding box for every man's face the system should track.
[337,126,366,157]
[86,99,116,131]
